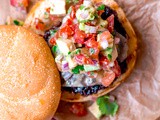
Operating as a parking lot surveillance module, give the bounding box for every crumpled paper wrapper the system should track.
[0,0,160,120]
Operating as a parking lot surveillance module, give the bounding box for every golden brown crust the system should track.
[61,0,137,102]
[0,25,61,119]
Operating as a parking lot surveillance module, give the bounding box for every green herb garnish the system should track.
[44,12,49,19]
[52,45,58,53]
[107,54,112,60]
[97,95,119,117]
[89,48,95,54]
[50,30,57,36]
[68,51,71,55]
[13,20,23,26]
[72,65,84,74]
[75,49,81,54]
[97,5,105,11]
[80,5,85,10]
[106,47,113,53]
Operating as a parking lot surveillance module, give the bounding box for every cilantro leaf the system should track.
[72,65,84,74]
[80,5,85,10]
[52,45,58,53]
[50,30,57,36]
[13,20,24,26]
[97,95,119,117]
[107,54,112,60]
[97,5,105,11]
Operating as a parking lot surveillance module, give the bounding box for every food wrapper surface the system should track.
[0,0,160,120]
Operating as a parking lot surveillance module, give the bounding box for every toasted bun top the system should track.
[0,25,61,120]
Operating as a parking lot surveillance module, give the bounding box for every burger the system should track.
[0,25,61,119]
[24,0,137,102]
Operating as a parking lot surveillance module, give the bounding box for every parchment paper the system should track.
[0,0,160,120]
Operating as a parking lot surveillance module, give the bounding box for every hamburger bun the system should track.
[0,25,61,119]
[24,0,137,102]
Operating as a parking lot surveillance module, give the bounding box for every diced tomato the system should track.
[74,54,94,65]
[10,0,17,7]
[10,0,28,7]
[49,37,56,46]
[22,0,28,7]
[59,25,74,38]
[101,71,115,87]
[34,18,45,31]
[99,55,109,68]
[89,47,99,59]
[107,14,114,33]
[111,60,121,77]
[84,37,98,48]
[84,37,99,58]
[64,19,73,26]
[49,32,59,46]
[98,10,105,16]
[69,103,87,117]
[99,31,113,44]
[84,57,94,65]
[74,28,86,44]
[69,6,76,19]
[46,7,50,13]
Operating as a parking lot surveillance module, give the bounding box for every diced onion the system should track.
[109,62,115,67]
[83,0,92,7]
[80,11,89,19]
[62,61,69,71]
[99,40,109,50]
[85,25,97,33]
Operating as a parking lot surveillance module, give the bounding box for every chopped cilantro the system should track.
[72,65,84,74]
[97,95,119,117]
[75,49,81,54]
[80,5,85,10]
[68,51,71,55]
[89,48,95,54]
[52,45,58,53]
[13,20,23,26]
[50,30,57,36]
[107,54,112,60]
[97,5,105,11]
[13,20,19,25]
[106,47,113,53]
[44,12,49,19]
